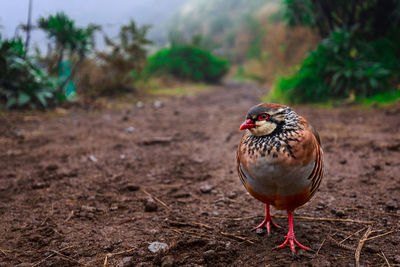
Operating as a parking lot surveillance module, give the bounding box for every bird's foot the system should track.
[276,232,310,254]
[253,214,281,235]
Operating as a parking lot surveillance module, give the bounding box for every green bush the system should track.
[272,28,400,103]
[145,46,229,83]
[0,36,62,109]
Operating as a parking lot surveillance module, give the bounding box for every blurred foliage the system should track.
[38,12,100,93]
[272,0,400,103]
[168,0,280,62]
[284,0,400,38]
[0,36,62,109]
[77,20,152,97]
[145,46,229,83]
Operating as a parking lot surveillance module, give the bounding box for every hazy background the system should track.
[0,0,188,49]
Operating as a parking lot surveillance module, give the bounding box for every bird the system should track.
[236,103,323,253]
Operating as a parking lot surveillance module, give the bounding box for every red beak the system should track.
[239,119,256,130]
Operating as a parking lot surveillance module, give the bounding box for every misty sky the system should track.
[0,0,188,50]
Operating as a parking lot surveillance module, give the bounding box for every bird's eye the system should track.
[258,113,269,120]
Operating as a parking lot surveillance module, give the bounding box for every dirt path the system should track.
[1,82,399,266]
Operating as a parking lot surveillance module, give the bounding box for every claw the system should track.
[276,211,310,253]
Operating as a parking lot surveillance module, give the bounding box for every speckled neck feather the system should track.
[243,108,303,158]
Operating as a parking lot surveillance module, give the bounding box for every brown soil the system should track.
[1,82,399,267]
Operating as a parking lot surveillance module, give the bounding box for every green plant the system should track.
[272,28,400,103]
[146,46,229,83]
[88,20,152,95]
[0,36,62,109]
[284,0,400,38]
[38,12,100,90]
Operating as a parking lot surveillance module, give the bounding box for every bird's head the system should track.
[239,103,290,136]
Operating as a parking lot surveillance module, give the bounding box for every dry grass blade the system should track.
[327,235,355,250]
[355,226,373,267]
[167,219,213,230]
[219,231,255,244]
[380,251,391,267]
[315,237,326,256]
[103,247,136,267]
[141,189,170,210]
[50,250,85,265]
[32,246,74,267]
[274,215,373,224]
[0,248,10,256]
[348,207,400,217]
[339,226,367,244]
[220,216,259,221]
[364,230,396,242]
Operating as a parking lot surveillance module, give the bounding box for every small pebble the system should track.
[200,184,213,193]
[81,205,96,212]
[148,242,168,253]
[116,256,134,267]
[136,101,144,108]
[124,126,135,133]
[255,228,265,236]
[89,155,98,163]
[153,100,163,108]
[331,209,346,217]
[144,198,158,212]
[203,249,216,259]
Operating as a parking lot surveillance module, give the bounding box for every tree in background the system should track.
[272,0,400,103]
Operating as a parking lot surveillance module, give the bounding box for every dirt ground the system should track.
[0,82,399,267]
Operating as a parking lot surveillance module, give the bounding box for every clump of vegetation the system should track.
[0,36,62,109]
[38,12,100,93]
[271,0,400,104]
[272,28,400,103]
[146,46,229,83]
[76,20,152,96]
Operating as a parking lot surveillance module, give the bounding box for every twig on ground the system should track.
[274,215,373,224]
[326,235,355,250]
[355,226,373,267]
[65,210,74,222]
[348,207,400,217]
[167,219,213,230]
[171,228,215,241]
[224,215,373,224]
[32,246,74,267]
[219,231,255,244]
[364,230,396,242]
[141,189,170,210]
[339,226,367,244]
[379,251,391,267]
[0,248,10,256]
[103,247,135,267]
[315,237,326,257]
[51,250,84,265]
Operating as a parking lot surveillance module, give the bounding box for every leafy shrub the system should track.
[272,28,400,103]
[146,46,229,83]
[76,20,151,97]
[0,36,62,109]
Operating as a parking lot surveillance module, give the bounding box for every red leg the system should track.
[253,203,281,235]
[276,210,310,253]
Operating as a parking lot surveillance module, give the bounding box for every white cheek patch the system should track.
[250,121,276,136]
